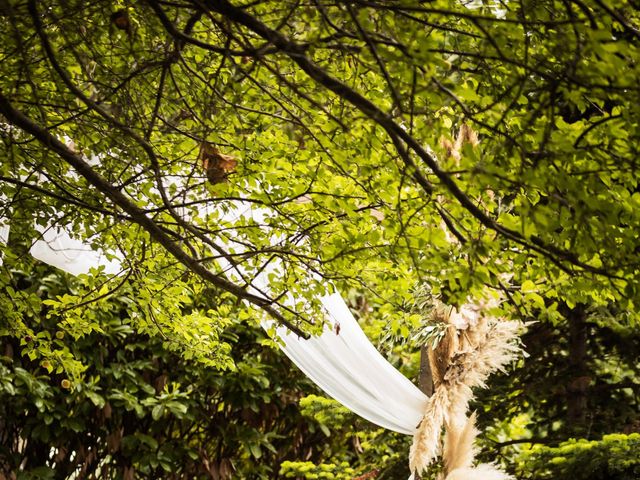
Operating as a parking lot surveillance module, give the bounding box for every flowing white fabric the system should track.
[29,225,122,276]
[200,202,428,434]
[0,193,9,266]
[0,224,8,266]
[1,204,428,438]
[273,294,427,434]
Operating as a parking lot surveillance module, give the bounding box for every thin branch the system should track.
[346,4,403,110]
[0,175,129,221]
[206,0,620,278]
[0,91,310,338]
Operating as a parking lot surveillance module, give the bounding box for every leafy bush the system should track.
[300,394,355,436]
[0,267,328,479]
[517,433,640,480]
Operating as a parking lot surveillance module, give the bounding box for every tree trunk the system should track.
[419,345,434,397]
[415,345,434,479]
[566,304,590,434]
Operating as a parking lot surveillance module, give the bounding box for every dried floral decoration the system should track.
[440,123,479,163]
[199,142,238,184]
[409,297,523,479]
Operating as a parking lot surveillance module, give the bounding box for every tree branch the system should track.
[203,0,620,278]
[0,91,309,338]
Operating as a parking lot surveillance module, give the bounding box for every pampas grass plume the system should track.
[409,299,523,478]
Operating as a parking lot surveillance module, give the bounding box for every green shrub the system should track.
[279,460,356,479]
[517,433,640,480]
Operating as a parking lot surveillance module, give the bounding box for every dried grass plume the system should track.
[409,297,522,479]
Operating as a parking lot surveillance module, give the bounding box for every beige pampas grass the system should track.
[428,324,458,388]
[443,412,478,473]
[440,414,515,480]
[409,386,448,473]
[409,299,522,478]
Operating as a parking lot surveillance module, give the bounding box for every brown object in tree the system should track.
[199,142,238,184]
[457,123,479,147]
[110,10,130,31]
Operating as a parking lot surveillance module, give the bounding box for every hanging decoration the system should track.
[409,300,522,479]
[0,202,524,479]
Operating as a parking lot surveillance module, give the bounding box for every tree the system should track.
[1,1,639,476]
[2,0,639,323]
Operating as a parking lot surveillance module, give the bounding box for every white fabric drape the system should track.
[0,225,8,266]
[29,226,122,276]
[273,294,427,434]
[212,202,428,433]
[0,205,428,438]
[0,193,10,266]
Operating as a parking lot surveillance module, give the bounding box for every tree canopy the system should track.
[1,0,639,478]
[2,0,639,330]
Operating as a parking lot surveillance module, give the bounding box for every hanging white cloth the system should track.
[205,201,428,434]
[273,294,427,434]
[0,224,8,266]
[29,225,122,276]
[1,201,428,438]
[0,193,10,266]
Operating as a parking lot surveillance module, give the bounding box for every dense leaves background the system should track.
[1,0,639,478]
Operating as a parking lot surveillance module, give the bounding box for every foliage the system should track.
[0,232,237,377]
[516,433,640,480]
[279,461,357,480]
[296,393,414,479]
[300,394,354,437]
[1,0,640,339]
[1,0,640,478]
[0,266,333,479]
[0,265,421,479]
[475,312,640,442]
